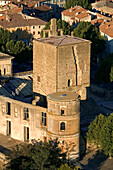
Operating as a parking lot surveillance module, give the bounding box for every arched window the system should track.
[60,122,65,131]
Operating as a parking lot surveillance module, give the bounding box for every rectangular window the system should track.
[24,107,29,120]
[7,120,11,136]
[33,26,35,29]
[38,31,40,34]
[7,102,11,115]
[61,109,64,115]
[33,31,35,35]
[41,112,46,126]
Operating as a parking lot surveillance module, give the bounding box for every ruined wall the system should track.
[0,96,47,142]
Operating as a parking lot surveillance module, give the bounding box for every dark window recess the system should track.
[38,31,40,34]
[41,112,46,126]
[7,120,11,136]
[4,68,6,75]
[24,108,29,120]
[33,31,35,35]
[7,102,11,115]
[61,110,64,115]
[68,79,70,87]
[60,122,65,131]
[24,126,29,141]
[37,76,40,82]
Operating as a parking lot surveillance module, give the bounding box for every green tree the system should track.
[100,113,113,157]
[5,139,66,170]
[87,114,106,146]
[110,66,113,82]
[73,21,106,56]
[58,163,73,170]
[65,0,93,10]
[95,54,113,83]
[14,41,26,55]
[0,27,11,51]
[6,40,15,55]
[87,113,113,157]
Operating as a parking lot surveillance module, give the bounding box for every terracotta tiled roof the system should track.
[91,18,104,25]
[61,6,87,17]
[34,5,52,12]
[0,13,46,28]
[27,18,46,25]
[75,13,89,19]
[99,21,113,37]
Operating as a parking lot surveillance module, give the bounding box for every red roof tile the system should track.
[34,5,52,12]
[61,6,87,17]
[99,21,113,37]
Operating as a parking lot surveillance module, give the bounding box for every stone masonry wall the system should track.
[33,40,57,95]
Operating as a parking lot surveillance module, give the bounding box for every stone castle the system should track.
[0,19,91,159]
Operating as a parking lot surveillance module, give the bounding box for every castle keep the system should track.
[0,25,91,159]
[33,36,91,99]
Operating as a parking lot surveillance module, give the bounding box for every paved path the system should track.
[80,149,113,170]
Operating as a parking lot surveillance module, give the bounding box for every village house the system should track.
[99,20,113,53]
[61,6,92,28]
[91,0,113,18]
[0,52,14,76]
[0,12,47,44]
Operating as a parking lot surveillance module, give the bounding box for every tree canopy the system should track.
[73,21,106,56]
[65,0,95,10]
[87,113,113,157]
[0,27,11,51]
[95,54,113,83]
[0,28,33,63]
[5,139,66,170]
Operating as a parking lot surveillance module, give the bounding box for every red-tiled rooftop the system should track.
[0,13,46,28]
[91,18,104,25]
[61,6,87,17]
[34,5,52,12]
[76,13,89,19]
[99,21,113,37]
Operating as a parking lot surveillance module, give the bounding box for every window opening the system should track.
[60,122,65,131]
[24,107,29,120]
[7,102,11,115]
[61,110,64,115]
[41,112,46,126]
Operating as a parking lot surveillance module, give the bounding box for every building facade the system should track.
[0,52,14,76]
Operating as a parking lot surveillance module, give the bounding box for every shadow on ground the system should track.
[81,150,107,170]
[0,145,10,155]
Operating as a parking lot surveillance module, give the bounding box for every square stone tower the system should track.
[33,36,91,99]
